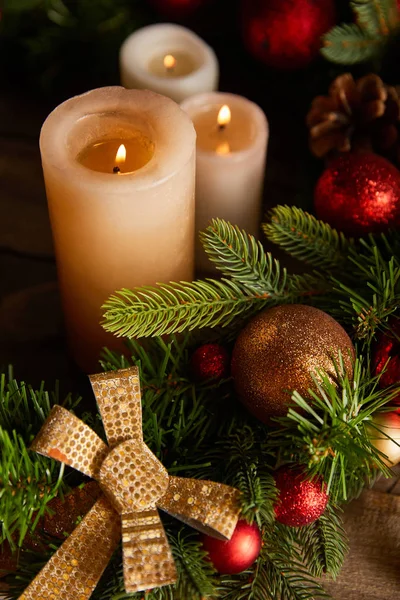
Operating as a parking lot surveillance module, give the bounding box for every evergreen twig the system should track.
[321,0,400,65]
[269,355,398,502]
[102,221,326,339]
[263,206,351,271]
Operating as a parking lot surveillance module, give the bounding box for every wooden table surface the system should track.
[1,88,400,599]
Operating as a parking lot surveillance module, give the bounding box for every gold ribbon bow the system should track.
[19,367,240,599]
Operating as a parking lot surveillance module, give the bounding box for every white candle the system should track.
[180,92,268,272]
[369,412,400,466]
[120,23,219,103]
[40,87,196,372]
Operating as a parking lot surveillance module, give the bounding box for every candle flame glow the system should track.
[115,144,126,166]
[164,54,177,70]
[217,105,231,127]
[216,141,231,155]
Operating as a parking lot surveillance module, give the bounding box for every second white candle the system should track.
[181,92,269,273]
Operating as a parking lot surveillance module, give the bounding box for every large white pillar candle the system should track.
[40,87,196,372]
[120,23,219,103]
[180,92,268,272]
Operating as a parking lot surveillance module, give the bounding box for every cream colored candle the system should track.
[120,23,219,103]
[181,92,268,273]
[40,87,196,372]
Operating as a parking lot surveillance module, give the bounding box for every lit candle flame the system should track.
[216,141,231,155]
[115,144,126,166]
[164,54,177,71]
[217,105,231,128]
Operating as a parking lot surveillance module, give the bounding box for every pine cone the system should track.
[307,73,400,159]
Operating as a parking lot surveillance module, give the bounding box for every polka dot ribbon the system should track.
[18,366,241,599]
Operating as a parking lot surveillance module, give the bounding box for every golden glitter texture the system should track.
[231,305,355,422]
[19,366,241,600]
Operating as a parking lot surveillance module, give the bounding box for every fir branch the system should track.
[330,237,400,340]
[218,427,277,526]
[102,220,326,339]
[321,0,400,65]
[352,0,395,37]
[0,428,65,548]
[263,206,351,271]
[102,279,266,338]
[171,530,218,599]
[269,355,397,503]
[298,504,348,579]
[200,219,288,294]
[217,526,330,599]
[0,373,81,547]
[321,23,381,64]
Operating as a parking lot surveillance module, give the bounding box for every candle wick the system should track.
[113,166,121,174]
[218,124,226,132]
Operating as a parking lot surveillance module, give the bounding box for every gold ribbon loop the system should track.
[19,496,120,600]
[19,367,241,599]
[90,367,143,447]
[159,476,241,540]
[31,405,109,479]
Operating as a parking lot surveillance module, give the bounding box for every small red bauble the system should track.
[190,343,230,382]
[202,520,262,574]
[274,467,328,527]
[373,317,400,409]
[241,0,336,69]
[314,153,400,237]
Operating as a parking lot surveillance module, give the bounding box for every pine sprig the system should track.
[321,0,400,65]
[0,428,65,548]
[218,427,277,526]
[0,372,81,547]
[200,219,288,294]
[263,206,351,271]
[217,526,330,600]
[269,355,397,503]
[352,0,395,36]
[298,504,348,579]
[102,221,326,339]
[329,236,400,340]
[102,279,265,338]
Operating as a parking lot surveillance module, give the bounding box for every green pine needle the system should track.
[102,220,326,339]
[321,23,381,65]
[200,218,288,294]
[269,355,397,503]
[263,206,351,271]
[298,504,348,579]
[321,0,400,65]
[0,371,81,548]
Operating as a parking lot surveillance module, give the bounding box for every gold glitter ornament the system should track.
[19,366,241,600]
[231,305,355,422]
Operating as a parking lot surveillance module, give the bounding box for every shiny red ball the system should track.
[242,0,336,69]
[314,153,400,237]
[274,467,328,527]
[202,520,262,574]
[374,317,400,410]
[190,343,230,382]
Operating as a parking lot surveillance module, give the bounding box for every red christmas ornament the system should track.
[202,519,262,574]
[314,152,400,237]
[190,343,230,382]
[148,0,210,19]
[274,467,328,527]
[373,317,400,410]
[241,0,336,69]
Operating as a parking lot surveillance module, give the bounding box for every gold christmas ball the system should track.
[231,305,355,423]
